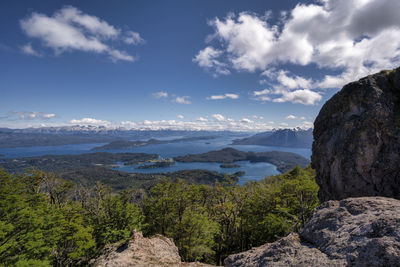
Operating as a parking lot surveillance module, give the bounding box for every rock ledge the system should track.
[224,197,400,267]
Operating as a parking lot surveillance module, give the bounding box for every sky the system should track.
[1,0,400,131]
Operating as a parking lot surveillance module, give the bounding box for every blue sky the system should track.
[1,0,400,131]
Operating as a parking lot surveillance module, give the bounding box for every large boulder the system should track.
[312,68,400,201]
[91,231,212,267]
[224,197,400,266]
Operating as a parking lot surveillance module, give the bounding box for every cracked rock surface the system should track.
[224,197,400,267]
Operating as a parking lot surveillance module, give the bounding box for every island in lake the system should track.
[220,163,240,168]
[174,147,309,173]
[0,147,309,191]
[0,152,240,191]
[91,136,217,150]
[136,161,175,169]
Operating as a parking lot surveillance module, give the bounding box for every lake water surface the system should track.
[0,137,311,184]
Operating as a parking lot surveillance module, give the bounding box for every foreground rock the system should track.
[225,197,400,266]
[92,231,213,267]
[312,67,400,201]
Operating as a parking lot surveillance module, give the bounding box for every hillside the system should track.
[232,128,313,148]
[174,147,309,173]
[0,152,241,190]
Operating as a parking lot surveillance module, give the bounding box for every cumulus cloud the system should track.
[177,114,184,119]
[254,69,322,105]
[193,46,230,76]
[286,115,297,120]
[20,6,142,62]
[152,91,168,99]
[253,89,271,96]
[68,117,111,126]
[20,43,41,57]
[195,0,400,104]
[197,117,208,122]
[211,114,226,122]
[240,118,253,123]
[273,89,322,105]
[12,111,56,120]
[207,93,239,100]
[173,96,191,104]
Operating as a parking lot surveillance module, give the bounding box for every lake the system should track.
[0,136,311,184]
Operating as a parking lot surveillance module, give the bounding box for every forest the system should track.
[0,165,318,266]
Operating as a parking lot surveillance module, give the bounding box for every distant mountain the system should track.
[232,128,313,148]
[0,126,247,148]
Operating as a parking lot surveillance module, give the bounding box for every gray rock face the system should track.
[224,197,400,267]
[91,231,212,267]
[312,68,400,201]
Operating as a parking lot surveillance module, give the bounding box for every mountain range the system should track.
[232,128,313,148]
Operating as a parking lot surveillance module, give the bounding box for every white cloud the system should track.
[276,70,312,90]
[240,118,253,123]
[297,121,313,129]
[177,115,184,119]
[42,113,56,119]
[207,93,239,100]
[69,117,111,126]
[195,0,400,103]
[197,117,208,122]
[20,6,142,62]
[254,69,322,105]
[12,111,56,120]
[124,31,145,45]
[252,115,264,120]
[273,89,322,105]
[173,96,191,104]
[300,116,306,120]
[152,91,168,99]
[2,114,304,132]
[212,114,226,121]
[118,116,279,131]
[252,89,272,102]
[21,43,41,57]
[253,89,270,96]
[286,115,297,120]
[193,46,230,76]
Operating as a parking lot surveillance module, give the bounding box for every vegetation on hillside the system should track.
[0,165,318,266]
[174,147,310,172]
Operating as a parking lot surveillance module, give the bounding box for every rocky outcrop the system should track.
[312,68,400,201]
[224,197,400,266]
[91,231,212,267]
